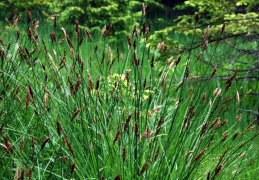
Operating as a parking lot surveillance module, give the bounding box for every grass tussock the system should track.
[0,7,258,179]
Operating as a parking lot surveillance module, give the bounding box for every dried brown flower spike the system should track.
[40,137,51,150]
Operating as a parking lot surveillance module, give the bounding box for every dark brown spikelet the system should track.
[0,143,8,153]
[50,31,56,43]
[148,93,153,105]
[154,146,161,161]
[221,22,226,35]
[21,168,26,180]
[0,38,4,46]
[207,171,210,180]
[146,27,150,40]
[215,164,223,176]
[140,162,149,175]
[28,85,34,98]
[202,92,206,103]
[175,56,181,66]
[176,81,183,92]
[122,146,127,163]
[56,119,62,136]
[221,131,229,142]
[41,137,51,150]
[209,118,220,130]
[127,35,131,50]
[8,9,18,20]
[64,135,75,157]
[196,52,202,63]
[13,169,19,180]
[133,39,137,50]
[226,68,239,85]
[142,21,146,35]
[66,35,74,49]
[74,74,81,94]
[101,25,107,38]
[156,118,164,136]
[28,166,33,180]
[248,160,256,167]
[135,120,139,137]
[195,13,200,23]
[108,24,112,37]
[115,174,121,180]
[68,76,74,93]
[0,123,4,133]
[84,29,93,41]
[201,26,210,45]
[58,38,64,45]
[189,87,193,98]
[194,148,207,161]
[26,86,32,109]
[87,71,94,91]
[223,97,233,104]
[5,17,11,27]
[20,137,25,154]
[150,55,155,68]
[16,29,21,41]
[3,135,13,150]
[210,65,217,78]
[101,175,105,180]
[25,8,32,25]
[75,20,80,37]
[13,14,22,28]
[142,3,147,17]
[80,60,84,73]
[70,162,76,177]
[96,76,101,90]
[71,108,81,122]
[125,69,131,82]
[113,125,121,145]
[52,14,59,29]
[124,113,133,132]
[133,24,139,39]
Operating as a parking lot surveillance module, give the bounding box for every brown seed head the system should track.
[140,162,149,175]
[21,168,26,180]
[101,25,107,38]
[210,65,217,78]
[115,174,121,180]
[28,166,33,180]
[127,35,131,50]
[20,137,25,154]
[195,13,200,23]
[87,71,94,91]
[71,108,81,122]
[25,8,32,25]
[3,135,13,150]
[155,146,161,160]
[14,169,19,180]
[113,125,121,145]
[194,148,207,161]
[56,119,62,137]
[70,162,76,176]
[215,164,223,176]
[41,137,51,150]
[142,4,147,17]
[221,22,226,35]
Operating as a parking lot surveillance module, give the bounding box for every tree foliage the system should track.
[148,0,259,58]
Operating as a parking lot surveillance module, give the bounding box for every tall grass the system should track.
[0,8,258,179]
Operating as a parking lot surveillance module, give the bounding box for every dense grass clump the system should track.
[0,8,258,179]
